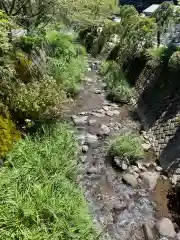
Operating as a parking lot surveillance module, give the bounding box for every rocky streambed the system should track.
[65,59,180,240]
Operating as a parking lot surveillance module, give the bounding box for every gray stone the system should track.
[171,174,180,185]
[114,157,128,170]
[88,119,96,126]
[72,115,88,125]
[103,106,109,111]
[176,232,180,239]
[82,145,89,153]
[79,111,88,115]
[133,172,139,179]
[122,173,138,188]
[106,110,114,116]
[121,161,128,170]
[80,155,87,163]
[143,223,154,240]
[175,168,180,175]
[100,124,110,136]
[87,67,91,72]
[128,165,140,174]
[156,166,163,172]
[113,110,119,115]
[76,134,86,145]
[156,217,176,238]
[87,167,99,174]
[141,143,151,151]
[94,89,101,94]
[140,171,159,190]
[86,133,98,145]
[91,112,104,118]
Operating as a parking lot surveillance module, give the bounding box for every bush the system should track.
[9,77,68,120]
[103,61,133,103]
[0,123,98,239]
[109,133,145,162]
[0,114,20,158]
[168,51,180,71]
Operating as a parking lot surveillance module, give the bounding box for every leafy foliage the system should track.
[0,123,98,239]
[109,133,145,162]
[0,114,20,158]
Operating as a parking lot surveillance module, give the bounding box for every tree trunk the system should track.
[157,30,161,47]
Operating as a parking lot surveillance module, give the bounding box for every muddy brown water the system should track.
[65,60,178,239]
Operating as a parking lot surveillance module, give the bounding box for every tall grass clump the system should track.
[0,123,98,239]
[109,133,145,163]
[103,61,133,103]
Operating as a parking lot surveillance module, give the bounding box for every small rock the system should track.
[85,76,92,81]
[113,157,128,170]
[137,161,144,170]
[80,155,87,163]
[87,167,99,174]
[142,143,151,151]
[82,145,89,153]
[122,173,138,188]
[143,223,154,240]
[175,168,180,175]
[140,171,159,190]
[103,106,109,111]
[72,115,88,125]
[113,110,119,115]
[94,89,101,94]
[79,111,88,115]
[106,111,114,116]
[128,165,140,174]
[88,119,96,126]
[76,134,86,145]
[144,162,150,168]
[91,112,104,118]
[96,109,105,114]
[86,133,98,145]
[99,124,110,136]
[133,172,139,179]
[121,161,128,170]
[87,67,91,72]
[156,217,176,238]
[171,174,180,185]
[156,166,163,172]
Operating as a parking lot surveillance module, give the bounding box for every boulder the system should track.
[122,173,138,188]
[140,171,159,190]
[156,217,176,238]
[99,124,110,136]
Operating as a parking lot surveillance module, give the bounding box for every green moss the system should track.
[0,114,21,157]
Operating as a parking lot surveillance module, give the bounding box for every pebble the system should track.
[122,173,138,188]
[91,112,104,118]
[106,110,114,116]
[79,111,88,115]
[94,89,101,94]
[99,124,111,136]
[113,110,119,115]
[82,145,89,153]
[156,217,176,238]
[86,133,98,145]
[103,106,109,111]
[76,134,86,145]
[156,166,163,172]
[80,155,87,163]
[72,115,88,125]
[88,119,97,126]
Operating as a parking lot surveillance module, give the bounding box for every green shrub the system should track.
[168,51,180,71]
[0,114,20,158]
[9,77,68,120]
[100,60,113,76]
[0,123,98,239]
[109,133,145,162]
[103,61,133,103]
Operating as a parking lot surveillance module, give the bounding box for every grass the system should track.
[109,133,145,162]
[102,60,133,104]
[0,123,98,239]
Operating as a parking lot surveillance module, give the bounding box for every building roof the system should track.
[143,4,160,14]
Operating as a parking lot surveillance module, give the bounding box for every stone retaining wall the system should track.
[133,59,180,171]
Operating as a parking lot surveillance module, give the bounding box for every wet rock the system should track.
[143,223,154,240]
[103,106,109,111]
[80,155,87,163]
[156,166,163,172]
[94,89,101,94]
[86,133,98,145]
[106,110,114,116]
[171,174,180,185]
[88,119,96,126]
[128,165,140,174]
[140,171,159,190]
[99,124,110,136]
[82,145,89,153]
[87,167,99,174]
[122,173,138,188]
[142,143,151,151]
[113,110,119,115]
[76,134,86,145]
[156,217,176,238]
[72,115,88,125]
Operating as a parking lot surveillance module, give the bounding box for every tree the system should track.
[0,0,57,30]
[153,2,174,46]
